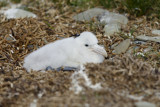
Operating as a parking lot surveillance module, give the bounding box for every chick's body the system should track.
[23,32,107,72]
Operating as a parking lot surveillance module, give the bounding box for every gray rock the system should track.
[73,8,108,21]
[152,30,160,35]
[127,95,144,101]
[113,39,131,54]
[99,11,128,25]
[135,101,156,107]
[99,11,128,36]
[73,8,128,36]
[136,35,160,43]
[6,36,14,41]
[104,23,121,36]
[4,8,37,19]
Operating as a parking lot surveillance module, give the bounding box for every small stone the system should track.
[127,95,144,101]
[99,11,128,36]
[4,8,37,19]
[135,101,156,107]
[99,11,128,25]
[73,8,108,21]
[113,39,131,54]
[152,29,160,35]
[5,34,16,42]
[6,36,14,41]
[136,35,160,43]
[104,23,121,36]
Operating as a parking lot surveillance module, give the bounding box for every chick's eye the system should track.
[85,44,89,47]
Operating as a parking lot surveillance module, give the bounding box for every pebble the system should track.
[99,11,128,25]
[135,101,156,107]
[73,8,107,21]
[4,8,37,19]
[103,23,121,36]
[100,11,128,36]
[113,39,131,54]
[73,7,128,36]
[5,34,16,42]
[152,30,160,35]
[136,35,160,43]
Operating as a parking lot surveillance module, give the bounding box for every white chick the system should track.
[23,31,107,72]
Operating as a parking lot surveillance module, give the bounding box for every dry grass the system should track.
[0,0,160,106]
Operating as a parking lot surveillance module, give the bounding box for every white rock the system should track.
[152,30,160,35]
[5,34,16,42]
[135,101,156,107]
[73,8,128,36]
[127,95,144,101]
[73,8,108,21]
[4,8,37,19]
[136,35,160,43]
[99,11,128,25]
[104,23,121,36]
[30,99,37,107]
[100,11,128,36]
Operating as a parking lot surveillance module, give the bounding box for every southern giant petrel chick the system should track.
[23,31,107,72]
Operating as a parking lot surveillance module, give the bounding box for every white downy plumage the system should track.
[23,31,107,72]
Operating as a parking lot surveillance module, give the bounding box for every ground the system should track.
[0,0,160,107]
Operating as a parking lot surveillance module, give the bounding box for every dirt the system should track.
[0,0,160,107]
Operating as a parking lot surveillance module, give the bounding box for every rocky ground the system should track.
[0,0,160,107]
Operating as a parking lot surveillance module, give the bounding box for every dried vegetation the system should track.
[0,0,160,107]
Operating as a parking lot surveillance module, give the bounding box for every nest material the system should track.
[0,0,159,106]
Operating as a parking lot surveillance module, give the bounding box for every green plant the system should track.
[67,0,89,6]
[0,1,7,8]
[94,0,117,8]
[51,0,160,18]
[121,0,156,16]
[11,0,22,3]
